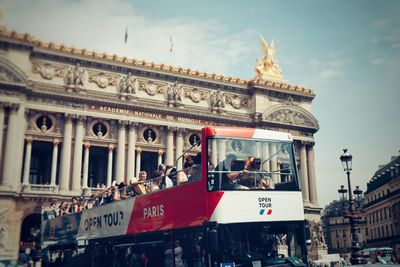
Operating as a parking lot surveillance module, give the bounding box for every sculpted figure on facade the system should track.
[255,36,282,80]
[119,72,138,100]
[167,81,183,106]
[210,90,225,113]
[65,63,86,92]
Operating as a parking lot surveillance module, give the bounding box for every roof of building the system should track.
[321,200,345,218]
[366,153,400,194]
[0,28,314,96]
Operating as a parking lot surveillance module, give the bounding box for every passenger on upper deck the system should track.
[129,171,148,195]
[240,157,275,189]
[215,154,249,190]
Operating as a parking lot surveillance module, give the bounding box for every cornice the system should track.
[0,28,314,97]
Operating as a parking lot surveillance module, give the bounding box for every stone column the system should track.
[107,144,114,187]
[307,144,318,205]
[166,127,174,166]
[127,122,137,181]
[2,104,20,189]
[22,137,33,185]
[262,143,270,172]
[50,139,59,186]
[158,150,163,166]
[300,142,310,204]
[217,139,227,165]
[211,138,218,168]
[59,114,73,192]
[0,103,5,167]
[135,147,142,177]
[71,115,85,192]
[116,120,127,183]
[269,143,279,184]
[175,128,184,170]
[82,142,90,189]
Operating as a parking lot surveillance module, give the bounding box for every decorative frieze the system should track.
[184,87,207,103]
[89,71,117,89]
[32,61,65,80]
[226,94,248,109]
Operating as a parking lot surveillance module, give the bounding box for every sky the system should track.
[2,0,400,208]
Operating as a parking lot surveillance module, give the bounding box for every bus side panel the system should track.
[126,182,209,234]
[209,191,305,223]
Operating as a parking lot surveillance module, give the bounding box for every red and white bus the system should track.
[42,126,307,267]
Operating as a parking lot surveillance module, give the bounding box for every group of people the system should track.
[43,154,202,219]
[215,154,275,190]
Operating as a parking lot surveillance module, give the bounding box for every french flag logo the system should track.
[259,209,272,215]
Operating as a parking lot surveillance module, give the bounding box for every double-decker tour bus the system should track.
[41,126,307,267]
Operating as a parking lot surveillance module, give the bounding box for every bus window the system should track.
[207,137,299,191]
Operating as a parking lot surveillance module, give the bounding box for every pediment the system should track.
[263,104,319,130]
[0,57,27,85]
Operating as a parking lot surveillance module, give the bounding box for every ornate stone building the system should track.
[0,25,321,262]
[363,153,400,260]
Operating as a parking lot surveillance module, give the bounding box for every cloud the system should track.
[371,57,384,65]
[2,0,257,78]
[309,56,346,80]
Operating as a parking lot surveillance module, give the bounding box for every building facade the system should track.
[0,26,321,262]
[363,153,400,260]
[321,200,367,262]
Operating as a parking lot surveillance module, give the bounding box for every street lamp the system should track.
[353,186,363,209]
[338,185,348,201]
[339,149,363,265]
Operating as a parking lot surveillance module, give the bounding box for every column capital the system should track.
[25,136,33,144]
[136,147,142,153]
[76,115,87,124]
[8,103,20,113]
[175,127,186,136]
[53,138,60,146]
[158,149,164,156]
[128,121,139,130]
[108,144,114,151]
[64,113,74,122]
[118,120,129,127]
[84,142,91,149]
[166,126,176,134]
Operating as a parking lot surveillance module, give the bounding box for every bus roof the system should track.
[202,126,293,141]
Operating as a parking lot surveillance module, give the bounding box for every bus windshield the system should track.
[207,137,299,191]
[218,221,306,265]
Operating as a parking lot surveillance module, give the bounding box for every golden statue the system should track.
[255,36,282,80]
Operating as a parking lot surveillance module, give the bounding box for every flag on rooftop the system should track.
[124,28,128,44]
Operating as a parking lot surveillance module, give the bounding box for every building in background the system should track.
[321,200,367,262]
[0,20,323,263]
[363,153,400,260]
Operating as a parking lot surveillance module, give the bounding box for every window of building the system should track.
[336,240,339,249]
[386,225,389,237]
[377,227,380,238]
[336,229,339,237]
[384,207,387,219]
[92,122,107,138]
[381,226,384,238]
[35,115,53,132]
[342,229,346,237]
[28,141,55,185]
[391,224,394,236]
[370,229,373,239]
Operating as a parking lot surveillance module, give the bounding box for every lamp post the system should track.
[339,149,363,265]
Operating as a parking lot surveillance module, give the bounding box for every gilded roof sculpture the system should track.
[255,36,283,81]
